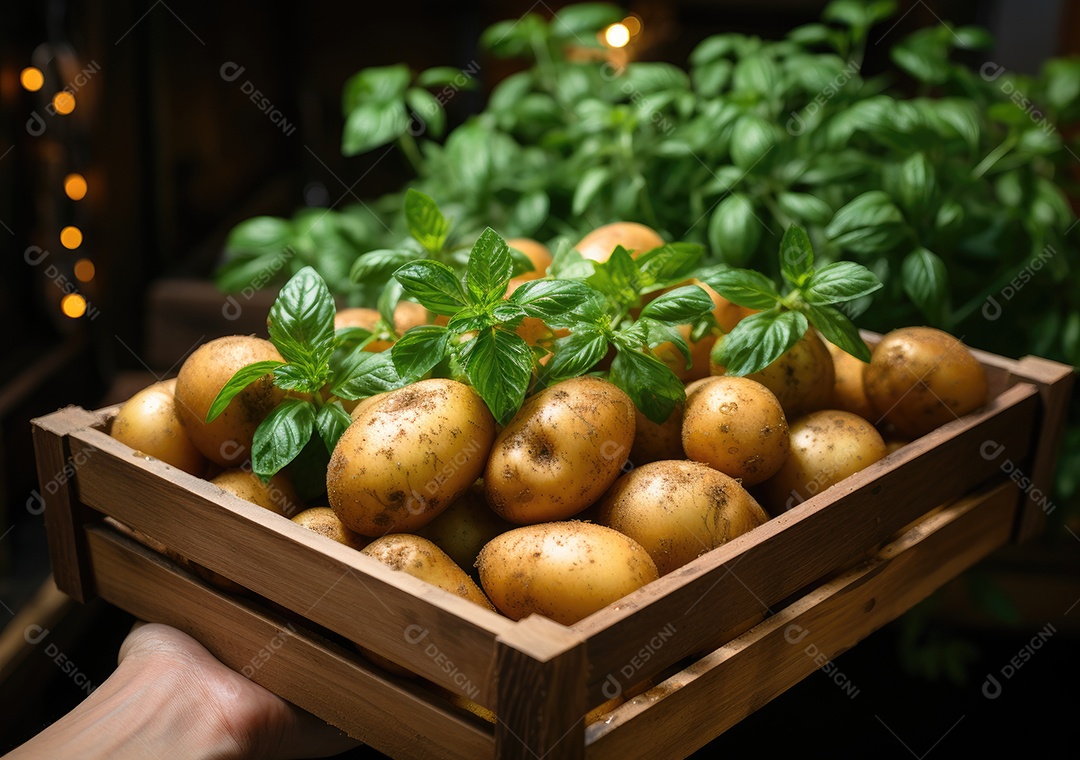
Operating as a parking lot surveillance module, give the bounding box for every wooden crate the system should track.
[30,341,1073,759]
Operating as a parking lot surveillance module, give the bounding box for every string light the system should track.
[64,173,88,200]
[604,23,631,48]
[52,91,75,114]
[623,16,642,36]
[60,225,82,249]
[61,293,87,318]
[21,67,45,92]
[74,258,95,282]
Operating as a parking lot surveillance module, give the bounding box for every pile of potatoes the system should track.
[108,223,991,670]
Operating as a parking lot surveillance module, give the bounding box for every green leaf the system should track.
[901,247,948,323]
[508,190,549,236]
[825,191,906,254]
[206,360,285,422]
[466,228,513,306]
[640,320,691,366]
[377,278,404,327]
[404,189,450,255]
[609,348,685,424]
[779,224,815,288]
[777,192,833,225]
[390,325,450,379]
[251,398,316,482]
[698,266,781,310]
[895,152,936,215]
[636,243,705,286]
[803,261,883,304]
[315,402,353,455]
[692,59,732,97]
[586,246,640,308]
[342,65,411,112]
[332,351,408,401]
[709,193,764,266]
[394,260,467,316]
[342,101,409,155]
[730,115,778,170]
[416,66,477,88]
[267,266,336,381]
[714,310,808,377]
[350,249,415,285]
[540,328,610,384]
[800,303,870,362]
[508,280,598,327]
[225,216,293,255]
[549,246,596,280]
[405,87,445,138]
[638,285,714,325]
[732,54,780,95]
[460,328,534,425]
[550,3,623,40]
[573,166,610,216]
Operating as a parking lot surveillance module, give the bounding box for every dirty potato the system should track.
[362,534,495,612]
[484,376,635,523]
[826,341,875,421]
[327,379,496,535]
[477,522,659,625]
[292,506,370,551]
[681,376,789,486]
[416,482,515,579]
[628,403,685,467]
[597,460,769,575]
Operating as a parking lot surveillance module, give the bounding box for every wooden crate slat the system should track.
[584,480,1019,759]
[66,426,516,708]
[85,523,496,760]
[574,382,1038,704]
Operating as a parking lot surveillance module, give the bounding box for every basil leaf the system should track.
[206,360,285,422]
[350,249,415,285]
[225,216,292,256]
[709,193,763,266]
[508,279,597,326]
[267,266,336,374]
[586,246,640,308]
[730,114,778,170]
[714,310,808,377]
[390,325,450,379]
[405,87,445,138]
[573,166,611,216]
[609,348,685,424]
[636,243,705,286]
[251,398,316,481]
[699,266,781,310]
[777,192,833,225]
[901,247,948,323]
[315,401,353,454]
[508,190,549,237]
[272,363,320,393]
[342,64,411,111]
[643,320,691,367]
[638,285,714,325]
[332,351,408,401]
[779,224,815,288]
[460,327,533,425]
[342,101,409,155]
[466,227,513,306]
[394,260,467,316]
[825,191,906,254]
[895,152,936,216]
[540,328,610,384]
[404,189,450,255]
[801,303,871,363]
[549,246,596,279]
[377,278,404,327]
[803,261,883,304]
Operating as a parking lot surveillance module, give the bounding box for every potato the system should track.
[174,335,285,467]
[416,482,515,579]
[864,326,989,438]
[484,376,635,523]
[292,506,369,551]
[335,301,429,353]
[506,237,553,281]
[574,222,665,263]
[597,460,768,575]
[826,341,874,421]
[477,522,659,625]
[698,279,756,333]
[761,410,887,512]
[362,534,495,612]
[710,327,834,419]
[628,403,684,467]
[681,376,789,486]
[653,323,715,382]
[111,379,207,477]
[211,467,303,518]
[328,379,496,535]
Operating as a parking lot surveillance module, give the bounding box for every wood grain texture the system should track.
[495,616,588,760]
[30,407,105,602]
[584,480,1019,759]
[86,523,495,760]
[573,382,1038,705]
[67,425,517,708]
[1009,356,1075,541]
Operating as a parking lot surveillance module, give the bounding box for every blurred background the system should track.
[1,0,1078,755]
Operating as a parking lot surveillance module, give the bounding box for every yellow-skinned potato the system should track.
[477,522,659,625]
[361,534,495,612]
[110,378,207,477]
[761,409,887,513]
[827,341,874,421]
[653,323,715,382]
[681,376,789,486]
[506,238,553,281]
[415,482,515,579]
[175,335,285,467]
[484,376,635,524]
[211,467,304,518]
[710,328,834,419]
[334,301,429,353]
[864,326,989,438]
[328,379,495,535]
[292,506,369,551]
[597,460,769,575]
[628,403,684,467]
[575,222,665,263]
